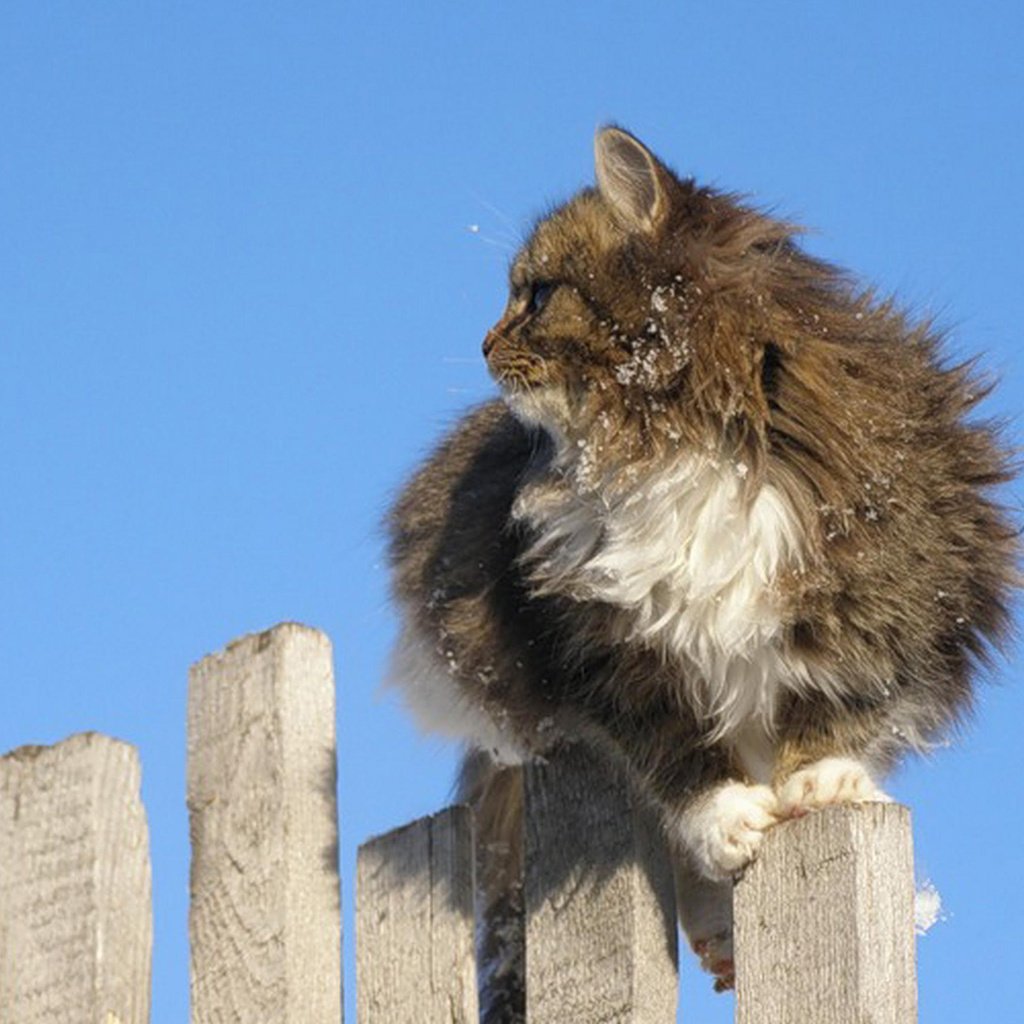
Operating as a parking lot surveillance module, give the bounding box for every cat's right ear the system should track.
[594,127,672,234]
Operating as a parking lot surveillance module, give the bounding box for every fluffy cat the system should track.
[387,127,1018,1005]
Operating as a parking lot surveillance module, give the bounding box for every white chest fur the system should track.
[515,452,810,745]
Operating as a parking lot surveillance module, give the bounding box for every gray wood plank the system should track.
[355,805,478,1024]
[187,623,341,1024]
[0,732,152,1024]
[523,744,678,1024]
[734,802,917,1024]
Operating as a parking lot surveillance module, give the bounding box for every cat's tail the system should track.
[457,748,525,1024]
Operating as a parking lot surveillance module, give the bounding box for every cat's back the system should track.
[388,399,537,607]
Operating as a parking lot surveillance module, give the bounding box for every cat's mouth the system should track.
[482,316,552,386]
[488,366,576,454]
[483,322,570,436]
[487,360,544,391]
[484,344,549,394]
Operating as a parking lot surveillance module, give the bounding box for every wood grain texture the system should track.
[523,745,678,1024]
[356,805,478,1024]
[734,802,917,1024]
[187,623,341,1024]
[0,732,152,1024]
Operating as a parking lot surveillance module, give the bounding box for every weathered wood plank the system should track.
[0,732,152,1024]
[187,623,341,1024]
[355,805,478,1024]
[734,802,917,1024]
[523,744,678,1024]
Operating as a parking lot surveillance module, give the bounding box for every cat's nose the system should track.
[482,329,501,358]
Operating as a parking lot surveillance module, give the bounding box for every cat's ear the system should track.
[594,127,672,234]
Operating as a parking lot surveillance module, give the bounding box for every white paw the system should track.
[676,782,780,881]
[777,756,891,818]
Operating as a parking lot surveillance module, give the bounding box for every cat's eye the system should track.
[527,282,556,315]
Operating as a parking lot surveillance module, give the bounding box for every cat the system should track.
[386,126,1018,1007]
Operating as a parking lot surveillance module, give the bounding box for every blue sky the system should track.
[2,3,1022,1021]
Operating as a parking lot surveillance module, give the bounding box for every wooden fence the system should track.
[0,622,918,1022]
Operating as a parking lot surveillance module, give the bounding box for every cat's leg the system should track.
[670,778,781,880]
[674,851,737,991]
[590,703,780,881]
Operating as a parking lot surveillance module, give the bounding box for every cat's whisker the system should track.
[470,192,526,244]
[470,223,521,249]
[469,232,516,253]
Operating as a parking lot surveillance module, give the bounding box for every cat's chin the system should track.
[502,387,570,446]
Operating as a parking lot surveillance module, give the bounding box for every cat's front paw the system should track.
[676,781,780,881]
[777,756,891,818]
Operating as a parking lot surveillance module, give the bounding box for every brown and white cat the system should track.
[387,127,1018,1003]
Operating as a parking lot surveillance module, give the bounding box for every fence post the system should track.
[0,732,152,1023]
[187,623,341,1024]
[733,802,917,1024]
[356,806,478,1023]
[523,744,679,1024]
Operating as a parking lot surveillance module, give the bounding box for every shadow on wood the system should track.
[356,741,679,1024]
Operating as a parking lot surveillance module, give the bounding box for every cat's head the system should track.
[483,127,812,480]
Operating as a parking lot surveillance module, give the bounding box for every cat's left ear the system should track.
[594,127,672,234]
